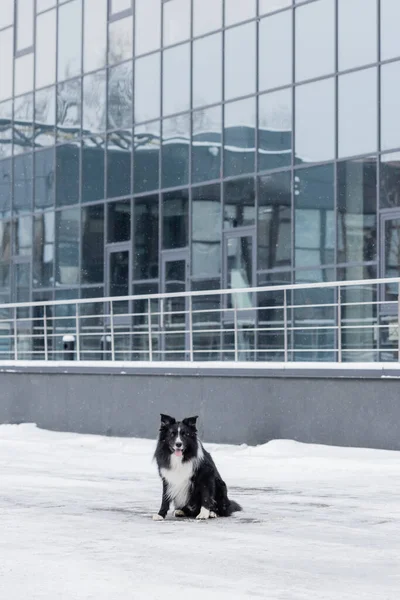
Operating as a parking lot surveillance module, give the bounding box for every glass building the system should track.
[0,0,400,360]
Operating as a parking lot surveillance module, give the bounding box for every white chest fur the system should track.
[160,455,194,509]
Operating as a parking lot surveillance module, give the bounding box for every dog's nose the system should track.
[175,441,182,448]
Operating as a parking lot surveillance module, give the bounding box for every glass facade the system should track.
[0,0,400,361]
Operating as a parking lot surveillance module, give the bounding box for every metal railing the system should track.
[0,276,400,364]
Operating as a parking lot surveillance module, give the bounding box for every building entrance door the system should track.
[161,249,189,361]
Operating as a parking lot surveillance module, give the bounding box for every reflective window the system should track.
[82,137,105,202]
[35,87,56,146]
[295,164,334,268]
[14,154,33,212]
[83,71,106,133]
[162,114,190,188]
[58,0,82,81]
[225,23,256,100]
[108,61,133,130]
[57,79,82,143]
[14,94,34,152]
[162,190,189,249]
[381,61,400,152]
[258,171,291,270]
[56,208,80,285]
[337,158,377,264]
[259,0,291,15]
[16,0,34,51]
[34,149,55,209]
[134,53,160,122]
[192,105,222,183]
[380,152,400,209]
[381,0,400,61]
[338,68,377,158]
[259,89,292,171]
[134,195,159,279]
[84,0,107,72]
[224,97,255,177]
[338,0,377,71]
[295,78,335,163]
[0,221,11,261]
[56,145,80,206]
[107,199,131,242]
[193,33,222,108]
[106,134,131,198]
[193,0,222,36]
[0,0,14,27]
[295,0,335,82]
[0,29,13,101]
[14,215,32,256]
[81,205,104,284]
[15,54,34,96]
[37,0,56,11]
[36,10,56,89]
[134,121,160,194]
[110,0,131,14]
[163,43,190,115]
[0,159,12,214]
[225,0,256,26]
[224,177,255,228]
[135,0,161,56]
[259,11,292,91]
[108,16,133,65]
[33,212,54,287]
[192,184,221,278]
[163,0,190,46]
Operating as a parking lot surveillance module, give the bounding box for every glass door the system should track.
[161,250,189,361]
[379,213,400,359]
[105,244,132,359]
[12,258,32,358]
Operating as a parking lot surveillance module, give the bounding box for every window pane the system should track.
[192,184,221,278]
[57,79,82,143]
[163,0,190,46]
[56,208,80,285]
[163,43,190,115]
[193,33,222,108]
[14,93,34,152]
[381,0,400,61]
[0,221,11,261]
[338,0,377,71]
[258,171,291,270]
[15,54,34,96]
[108,61,133,130]
[134,121,160,194]
[295,78,335,163]
[36,9,56,89]
[259,0,291,15]
[83,71,106,133]
[35,87,56,146]
[162,114,190,188]
[108,16,133,65]
[134,195,159,279]
[110,0,131,14]
[0,159,12,215]
[0,29,13,101]
[84,0,107,72]
[225,23,256,100]
[224,0,256,26]
[56,145,80,206]
[82,137,105,202]
[37,0,56,11]
[337,158,377,263]
[295,0,335,82]
[0,0,14,28]
[134,53,160,123]
[14,154,33,212]
[33,212,55,287]
[224,97,255,177]
[259,88,292,171]
[381,61,400,152]
[14,215,32,256]
[380,152,400,209]
[224,177,255,228]
[16,0,34,51]
[34,148,55,208]
[58,0,82,81]
[106,135,131,198]
[192,105,222,184]
[259,11,292,91]
[338,68,377,158]
[295,164,334,268]
[193,0,222,36]
[135,0,161,56]
[82,205,104,284]
[107,199,131,243]
[162,190,189,249]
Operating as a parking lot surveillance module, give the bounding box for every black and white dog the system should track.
[153,414,242,520]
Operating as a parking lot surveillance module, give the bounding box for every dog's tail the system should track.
[228,499,242,514]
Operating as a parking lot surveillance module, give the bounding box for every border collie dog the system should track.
[153,414,242,520]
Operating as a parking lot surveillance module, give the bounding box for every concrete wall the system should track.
[1,362,400,450]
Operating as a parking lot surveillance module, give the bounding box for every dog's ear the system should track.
[182,416,198,429]
[160,414,176,428]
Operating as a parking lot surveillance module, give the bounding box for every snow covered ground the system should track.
[1,424,400,600]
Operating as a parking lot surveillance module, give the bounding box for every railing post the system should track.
[43,305,48,361]
[234,304,238,361]
[337,286,342,363]
[13,306,18,360]
[147,298,153,362]
[283,289,288,362]
[188,296,193,362]
[110,300,115,361]
[397,282,400,362]
[75,303,80,361]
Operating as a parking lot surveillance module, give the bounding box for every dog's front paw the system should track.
[174,509,186,518]
[152,514,165,521]
[209,511,217,518]
[196,507,210,520]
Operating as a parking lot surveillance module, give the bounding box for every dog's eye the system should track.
[181,431,186,437]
